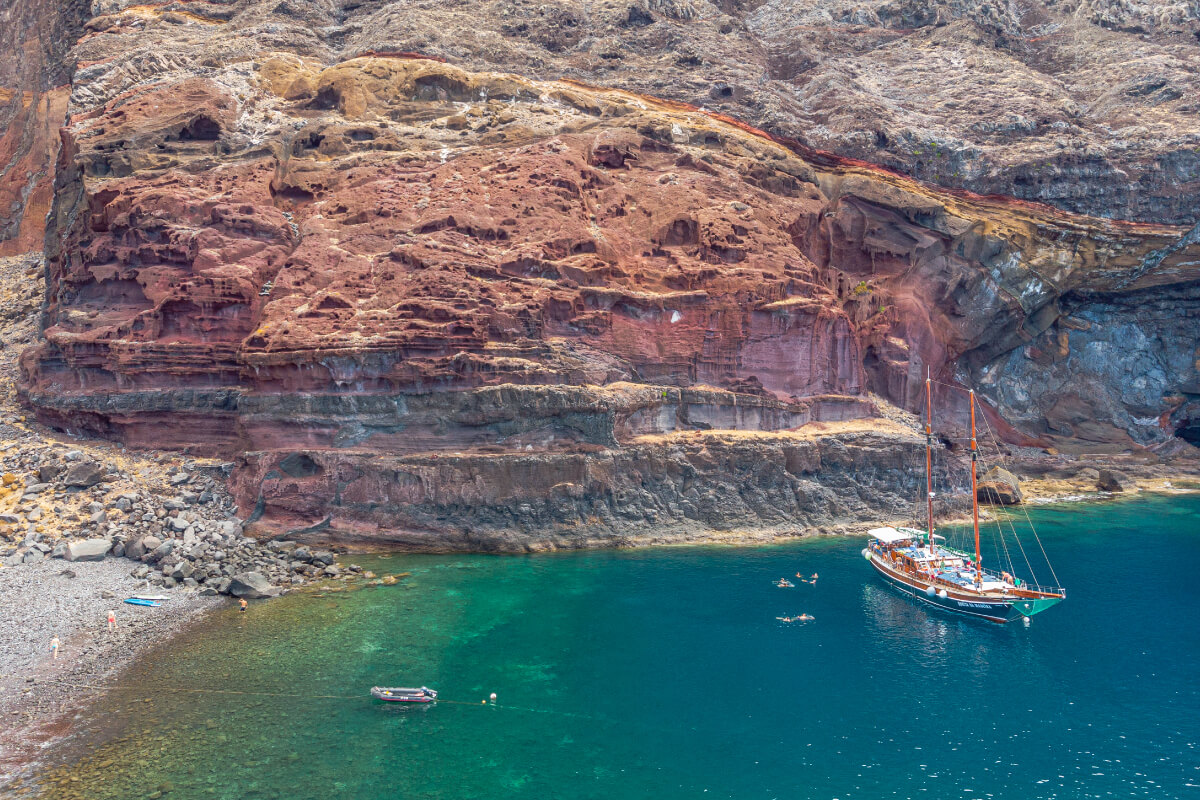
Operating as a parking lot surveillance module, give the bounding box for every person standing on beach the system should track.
[107,610,116,631]
[50,635,60,660]
[239,598,248,613]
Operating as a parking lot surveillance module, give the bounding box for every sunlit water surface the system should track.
[31,495,1200,799]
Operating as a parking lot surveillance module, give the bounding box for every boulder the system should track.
[292,547,313,563]
[170,561,195,580]
[62,461,106,488]
[149,539,175,563]
[37,464,62,482]
[311,550,335,566]
[23,549,44,564]
[1097,469,1131,492]
[138,536,163,556]
[227,571,281,599]
[125,537,148,560]
[976,467,1023,505]
[65,538,112,561]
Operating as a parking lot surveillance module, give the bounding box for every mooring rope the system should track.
[33,679,604,720]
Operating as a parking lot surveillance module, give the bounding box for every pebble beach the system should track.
[0,558,222,787]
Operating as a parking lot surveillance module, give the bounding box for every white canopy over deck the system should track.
[867,527,912,544]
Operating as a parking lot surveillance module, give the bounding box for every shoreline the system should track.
[2,480,1197,791]
[0,559,224,792]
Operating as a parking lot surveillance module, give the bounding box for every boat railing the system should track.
[1017,583,1066,597]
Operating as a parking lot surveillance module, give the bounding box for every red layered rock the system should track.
[14,43,1200,544]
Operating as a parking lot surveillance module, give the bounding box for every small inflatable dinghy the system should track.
[370,686,437,703]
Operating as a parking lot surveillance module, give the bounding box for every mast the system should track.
[925,368,934,557]
[969,390,981,588]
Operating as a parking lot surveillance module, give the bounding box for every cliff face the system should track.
[8,1,1200,546]
[332,0,1200,225]
[0,0,88,257]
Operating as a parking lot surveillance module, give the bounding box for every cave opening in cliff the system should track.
[1176,420,1200,447]
[180,116,221,141]
[279,453,323,478]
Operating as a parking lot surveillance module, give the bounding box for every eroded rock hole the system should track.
[180,116,221,141]
[279,453,323,478]
[1176,419,1200,446]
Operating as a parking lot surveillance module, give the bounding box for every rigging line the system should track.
[975,409,1036,581]
[976,445,1020,579]
[1015,481,1062,589]
[977,405,1044,585]
[974,401,1061,588]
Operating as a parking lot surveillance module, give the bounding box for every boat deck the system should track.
[885,544,1012,592]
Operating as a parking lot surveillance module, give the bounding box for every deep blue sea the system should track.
[31,494,1200,799]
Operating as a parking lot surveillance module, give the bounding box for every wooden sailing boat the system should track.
[862,373,1065,623]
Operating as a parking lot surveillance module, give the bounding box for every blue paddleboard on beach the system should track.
[123,598,161,607]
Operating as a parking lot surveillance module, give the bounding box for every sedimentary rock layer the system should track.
[329,0,1200,224]
[10,2,1200,545]
[233,423,948,550]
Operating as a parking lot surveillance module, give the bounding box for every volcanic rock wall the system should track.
[0,0,88,257]
[8,1,1200,546]
[334,0,1200,224]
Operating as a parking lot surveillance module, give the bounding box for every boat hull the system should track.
[370,687,437,703]
[865,551,1059,623]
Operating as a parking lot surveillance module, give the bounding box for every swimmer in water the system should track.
[798,614,814,621]
[775,579,794,588]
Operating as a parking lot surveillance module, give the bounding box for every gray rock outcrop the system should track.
[65,538,112,562]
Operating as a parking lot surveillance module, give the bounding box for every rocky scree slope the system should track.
[316,0,1200,224]
[9,1,1200,548]
[1,256,354,592]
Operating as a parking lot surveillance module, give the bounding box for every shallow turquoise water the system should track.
[35,495,1200,799]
